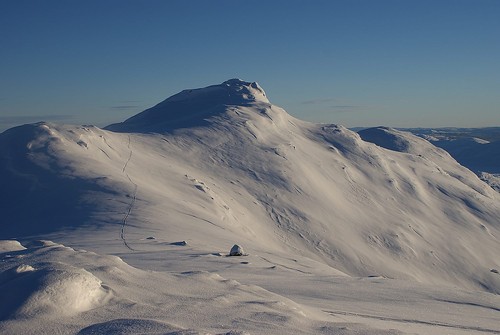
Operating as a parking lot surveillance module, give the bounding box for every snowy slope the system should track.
[430,137,500,192]
[1,79,500,334]
[395,127,500,192]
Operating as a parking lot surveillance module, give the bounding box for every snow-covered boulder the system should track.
[229,244,244,256]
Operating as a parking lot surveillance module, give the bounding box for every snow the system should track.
[106,79,270,133]
[396,127,500,191]
[0,240,26,252]
[480,172,500,192]
[1,80,500,334]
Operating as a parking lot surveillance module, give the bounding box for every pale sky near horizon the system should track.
[1,0,499,132]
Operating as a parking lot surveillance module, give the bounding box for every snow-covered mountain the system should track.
[1,79,500,334]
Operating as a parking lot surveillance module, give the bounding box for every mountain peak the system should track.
[166,78,268,104]
[106,79,273,133]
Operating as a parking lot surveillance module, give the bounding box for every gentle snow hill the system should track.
[0,122,130,237]
[1,79,500,295]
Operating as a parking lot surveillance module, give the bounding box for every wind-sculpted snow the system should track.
[1,80,500,333]
[0,240,402,334]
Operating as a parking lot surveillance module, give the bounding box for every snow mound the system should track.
[0,240,26,252]
[0,261,107,318]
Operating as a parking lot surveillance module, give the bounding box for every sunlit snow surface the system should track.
[1,80,500,334]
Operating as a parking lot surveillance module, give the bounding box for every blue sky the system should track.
[1,0,499,132]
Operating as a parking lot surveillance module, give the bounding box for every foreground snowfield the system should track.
[1,79,499,334]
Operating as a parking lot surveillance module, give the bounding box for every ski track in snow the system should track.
[120,135,137,251]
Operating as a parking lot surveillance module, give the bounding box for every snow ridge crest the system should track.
[166,78,269,104]
[105,79,272,133]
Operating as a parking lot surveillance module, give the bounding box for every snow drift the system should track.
[1,240,393,334]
